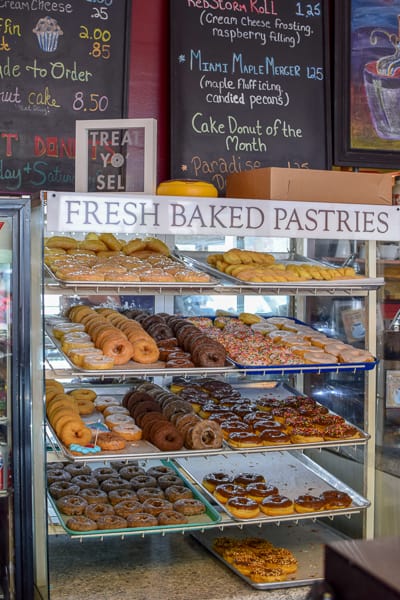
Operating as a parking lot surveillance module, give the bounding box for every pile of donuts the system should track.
[171,378,362,447]
[122,381,223,451]
[45,232,211,283]
[122,310,227,368]
[202,470,352,520]
[46,380,95,450]
[47,461,207,532]
[207,247,357,283]
[187,315,375,366]
[212,536,298,583]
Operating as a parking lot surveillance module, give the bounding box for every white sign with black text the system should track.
[45,191,400,240]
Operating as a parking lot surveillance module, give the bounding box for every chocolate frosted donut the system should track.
[100,477,132,492]
[63,463,92,477]
[185,420,223,450]
[150,421,184,452]
[147,323,174,341]
[56,495,88,516]
[108,488,138,506]
[92,467,119,482]
[79,488,109,504]
[119,465,146,480]
[85,502,115,521]
[47,468,71,484]
[113,499,143,518]
[129,474,158,490]
[192,342,226,368]
[71,475,99,489]
[49,481,80,499]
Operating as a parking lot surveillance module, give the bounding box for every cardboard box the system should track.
[324,537,400,599]
[226,167,393,205]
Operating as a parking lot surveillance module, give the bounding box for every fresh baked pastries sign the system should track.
[0,3,130,193]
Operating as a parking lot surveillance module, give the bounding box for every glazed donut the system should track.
[96,432,127,451]
[56,494,88,515]
[98,233,124,252]
[126,512,158,528]
[246,483,279,503]
[260,494,295,516]
[100,336,133,366]
[108,488,138,506]
[173,498,205,515]
[85,502,115,521]
[94,396,120,412]
[114,500,143,518]
[103,406,130,417]
[164,485,193,502]
[184,420,223,450]
[150,422,184,452]
[136,487,165,502]
[104,413,135,428]
[234,472,266,487]
[68,388,97,403]
[66,515,97,531]
[48,481,80,499]
[59,420,92,447]
[113,424,142,441]
[142,497,173,516]
[202,472,233,493]
[130,339,160,364]
[63,463,92,477]
[226,496,260,519]
[96,515,128,530]
[82,355,115,370]
[293,494,325,513]
[214,483,246,504]
[319,490,352,510]
[100,477,132,493]
[79,488,109,504]
[71,475,99,490]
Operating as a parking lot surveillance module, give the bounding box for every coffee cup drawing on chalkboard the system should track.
[32,16,63,52]
[363,15,400,139]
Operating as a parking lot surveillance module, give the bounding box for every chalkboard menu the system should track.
[0,2,130,194]
[170,0,331,194]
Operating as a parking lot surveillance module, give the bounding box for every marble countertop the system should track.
[48,533,311,600]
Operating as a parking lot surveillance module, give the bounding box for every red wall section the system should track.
[128,0,169,183]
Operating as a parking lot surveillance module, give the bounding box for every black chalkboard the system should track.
[170,0,331,194]
[0,2,130,194]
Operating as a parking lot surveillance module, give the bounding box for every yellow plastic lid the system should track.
[156,179,218,197]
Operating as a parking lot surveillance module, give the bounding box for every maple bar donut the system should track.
[226,496,260,519]
[260,494,295,516]
[294,494,325,513]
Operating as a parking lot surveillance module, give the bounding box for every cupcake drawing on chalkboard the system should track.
[32,16,63,52]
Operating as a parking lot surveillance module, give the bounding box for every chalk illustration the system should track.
[363,15,400,139]
[32,16,63,52]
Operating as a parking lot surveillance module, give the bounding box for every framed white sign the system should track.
[75,119,157,194]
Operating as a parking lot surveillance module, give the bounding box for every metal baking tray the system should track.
[177,250,384,290]
[217,380,368,451]
[47,459,221,538]
[186,315,378,375]
[44,258,220,289]
[191,521,348,589]
[45,384,225,462]
[45,322,235,377]
[175,451,370,524]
